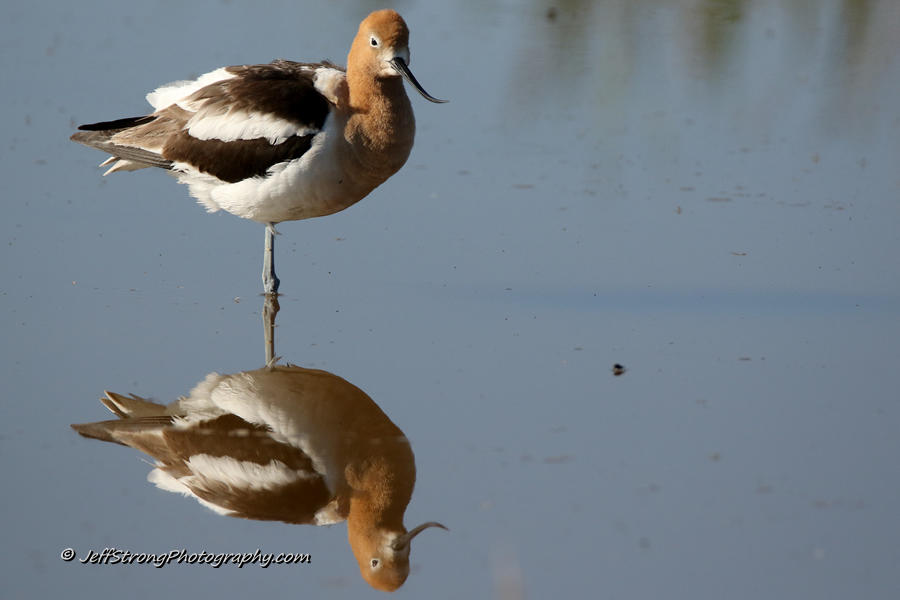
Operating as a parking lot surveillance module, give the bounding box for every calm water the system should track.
[2,0,899,598]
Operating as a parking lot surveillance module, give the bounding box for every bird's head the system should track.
[351,521,448,591]
[349,9,447,103]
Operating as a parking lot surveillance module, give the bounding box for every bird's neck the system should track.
[344,447,415,527]
[341,76,416,182]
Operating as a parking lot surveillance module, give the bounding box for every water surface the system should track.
[2,0,899,598]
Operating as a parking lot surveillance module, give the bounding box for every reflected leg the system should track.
[263,293,280,367]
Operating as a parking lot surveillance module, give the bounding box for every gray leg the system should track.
[263,223,280,295]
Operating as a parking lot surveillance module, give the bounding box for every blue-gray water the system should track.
[2,0,899,598]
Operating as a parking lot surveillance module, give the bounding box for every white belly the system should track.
[173,125,374,224]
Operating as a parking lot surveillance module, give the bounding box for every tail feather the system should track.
[71,415,175,446]
[70,115,174,172]
[101,391,168,419]
[77,115,157,131]
[71,420,127,445]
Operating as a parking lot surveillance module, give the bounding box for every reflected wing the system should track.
[72,412,342,525]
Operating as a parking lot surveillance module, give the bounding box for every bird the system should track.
[71,363,447,591]
[70,9,446,295]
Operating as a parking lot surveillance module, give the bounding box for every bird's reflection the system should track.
[71,297,444,591]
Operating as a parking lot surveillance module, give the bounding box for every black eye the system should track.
[370,37,378,47]
[371,559,379,568]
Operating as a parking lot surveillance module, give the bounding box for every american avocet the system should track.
[70,9,445,295]
[72,365,446,591]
